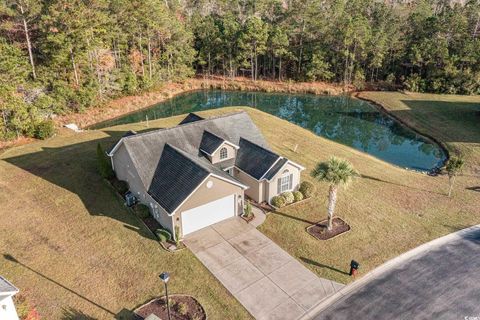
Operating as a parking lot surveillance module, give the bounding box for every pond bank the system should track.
[56,77,351,129]
[354,92,450,169]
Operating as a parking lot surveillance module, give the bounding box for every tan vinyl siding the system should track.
[174,176,244,237]
[210,143,236,164]
[111,143,173,233]
[266,162,301,203]
[234,168,264,203]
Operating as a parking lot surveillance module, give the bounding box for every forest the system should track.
[1,0,479,140]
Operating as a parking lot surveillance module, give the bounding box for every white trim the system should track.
[259,157,283,180]
[107,139,124,156]
[169,175,211,216]
[235,166,261,181]
[200,140,240,157]
[211,173,249,189]
[170,173,248,216]
[287,160,306,171]
[211,140,240,155]
[109,154,115,171]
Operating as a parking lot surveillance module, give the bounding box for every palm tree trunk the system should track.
[327,184,338,230]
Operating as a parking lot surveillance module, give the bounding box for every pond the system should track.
[93,90,446,171]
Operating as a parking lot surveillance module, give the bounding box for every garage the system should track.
[181,195,236,236]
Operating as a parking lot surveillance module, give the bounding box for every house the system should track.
[0,276,20,320]
[108,111,304,238]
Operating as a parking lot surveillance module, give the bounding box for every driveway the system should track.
[310,227,480,320]
[184,218,344,320]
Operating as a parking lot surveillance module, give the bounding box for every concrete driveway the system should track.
[184,218,344,320]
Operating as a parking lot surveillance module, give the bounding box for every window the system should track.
[277,170,293,193]
[219,147,228,160]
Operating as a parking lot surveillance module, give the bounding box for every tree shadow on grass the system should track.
[3,253,116,316]
[300,257,349,276]
[271,210,317,225]
[360,174,445,196]
[2,129,157,241]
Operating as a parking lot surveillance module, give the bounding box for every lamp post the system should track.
[159,272,171,320]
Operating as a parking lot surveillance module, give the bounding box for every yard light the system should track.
[159,272,171,320]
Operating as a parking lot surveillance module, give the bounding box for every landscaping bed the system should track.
[134,295,206,320]
[307,217,351,240]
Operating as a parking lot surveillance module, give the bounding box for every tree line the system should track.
[1,0,479,140]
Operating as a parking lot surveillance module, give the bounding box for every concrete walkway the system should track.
[303,224,480,320]
[184,218,343,320]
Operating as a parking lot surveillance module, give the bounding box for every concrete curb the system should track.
[300,224,480,320]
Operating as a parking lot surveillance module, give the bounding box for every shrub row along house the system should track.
[108,112,304,238]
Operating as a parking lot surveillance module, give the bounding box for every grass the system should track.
[357,91,480,172]
[0,125,252,319]
[1,92,479,317]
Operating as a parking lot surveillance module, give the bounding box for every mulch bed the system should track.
[143,216,162,231]
[246,197,273,212]
[134,295,206,320]
[307,217,350,240]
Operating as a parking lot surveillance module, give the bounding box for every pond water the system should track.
[94,90,446,171]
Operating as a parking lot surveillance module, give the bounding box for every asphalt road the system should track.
[314,230,480,320]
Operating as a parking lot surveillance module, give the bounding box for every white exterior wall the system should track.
[0,295,19,320]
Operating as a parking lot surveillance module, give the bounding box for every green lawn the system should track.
[1,93,479,317]
[0,123,252,319]
[358,91,480,171]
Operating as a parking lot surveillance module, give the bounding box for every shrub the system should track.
[175,225,181,246]
[271,195,286,208]
[155,228,172,242]
[282,191,294,204]
[96,143,114,179]
[293,191,303,202]
[299,181,315,198]
[34,120,55,139]
[133,203,150,219]
[175,302,188,315]
[112,179,129,195]
[243,200,253,217]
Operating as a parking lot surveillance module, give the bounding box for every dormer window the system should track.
[220,147,228,160]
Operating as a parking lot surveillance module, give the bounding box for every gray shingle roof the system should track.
[0,276,18,295]
[263,158,289,180]
[199,131,224,155]
[122,111,269,189]
[178,113,204,125]
[235,138,280,180]
[147,144,209,213]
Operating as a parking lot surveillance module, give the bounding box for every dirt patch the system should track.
[134,295,206,320]
[307,217,351,240]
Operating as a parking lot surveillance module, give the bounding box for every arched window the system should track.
[219,147,228,159]
[277,169,293,193]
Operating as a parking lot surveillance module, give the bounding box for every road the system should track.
[314,229,480,320]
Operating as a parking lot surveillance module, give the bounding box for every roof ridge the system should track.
[168,144,247,187]
[239,137,279,158]
[122,111,248,141]
[164,144,209,175]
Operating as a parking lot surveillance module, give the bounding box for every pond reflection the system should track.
[93,90,446,171]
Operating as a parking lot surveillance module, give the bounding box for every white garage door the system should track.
[181,195,235,236]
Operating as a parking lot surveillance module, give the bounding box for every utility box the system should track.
[125,192,137,207]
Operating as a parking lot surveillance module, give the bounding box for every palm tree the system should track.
[311,156,358,230]
[446,156,465,197]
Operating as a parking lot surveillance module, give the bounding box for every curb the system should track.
[299,224,480,320]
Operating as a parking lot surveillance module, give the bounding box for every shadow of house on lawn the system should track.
[2,129,156,241]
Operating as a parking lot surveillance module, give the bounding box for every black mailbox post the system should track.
[350,260,360,276]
